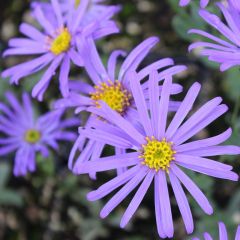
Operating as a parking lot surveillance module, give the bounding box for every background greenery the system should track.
[0,0,240,239]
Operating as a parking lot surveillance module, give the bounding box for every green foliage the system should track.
[0,163,23,207]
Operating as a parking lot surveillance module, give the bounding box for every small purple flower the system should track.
[192,222,240,240]
[31,0,121,28]
[189,2,240,71]
[0,92,79,176]
[55,37,186,177]
[179,0,209,8]
[2,0,119,101]
[74,71,239,238]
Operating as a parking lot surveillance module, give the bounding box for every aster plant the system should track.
[192,222,240,240]
[1,0,119,100]
[73,71,239,238]
[189,1,240,71]
[0,92,79,176]
[55,37,186,177]
[179,0,209,8]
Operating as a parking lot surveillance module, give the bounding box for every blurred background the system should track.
[0,0,240,239]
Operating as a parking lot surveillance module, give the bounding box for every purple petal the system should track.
[100,166,148,218]
[156,171,174,238]
[119,37,159,81]
[171,164,213,215]
[166,82,201,140]
[154,175,167,238]
[189,29,236,49]
[32,55,63,100]
[179,0,191,7]
[120,170,154,228]
[219,222,228,240]
[0,144,20,156]
[87,165,141,201]
[87,103,145,145]
[204,233,213,240]
[68,49,84,67]
[73,140,96,171]
[59,54,70,97]
[34,6,55,36]
[22,93,34,125]
[80,127,133,148]
[176,128,232,152]
[14,145,36,176]
[199,9,240,46]
[173,102,227,146]
[149,71,160,137]
[88,141,105,179]
[157,76,172,139]
[181,145,240,157]
[68,135,83,169]
[71,0,89,33]
[175,154,234,171]
[169,170,194,234]
[176,161,238,181]
[235,225,240,240]
[73,152,140,174]
[137,58,174,80]
[107,50,126,81]
[19,23,45,41]
[2,53,54,83]
[129,71,153,136]
[51,0,63,27]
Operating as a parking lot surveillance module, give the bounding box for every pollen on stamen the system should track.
[50,28,71,55]
[90,80,132,114]
[140,136,176,172]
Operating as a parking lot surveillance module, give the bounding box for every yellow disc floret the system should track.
[50,28,71,55]
[25,129,41,144]
[140,136,176,172]
[75,0,81,8]
[90,80,132,114]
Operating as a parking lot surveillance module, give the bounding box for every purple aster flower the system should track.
[0,92,79,176]
[2,0,119,101]
[192,222,240,240]
[31,0,121,29]
[73,71,239,238]
[179,0,209,8]
[54,37,186,178]
[189,2,240,71]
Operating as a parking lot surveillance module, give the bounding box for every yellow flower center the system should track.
[140,137,176,172]
[75,0,81,8]
[50,28,71,55]
[25,129,41,144]
[90,80,132,114]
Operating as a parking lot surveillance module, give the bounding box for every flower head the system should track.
[192,222,240,240]
[189,2,240,71]
[179,0,209,8]
[31,0,121,28]
[2,0,119,100]
[74,71,239,238]
[54,37,186,177]
[0,92,79,176]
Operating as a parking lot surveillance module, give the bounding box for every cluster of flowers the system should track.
[1,0,240,238]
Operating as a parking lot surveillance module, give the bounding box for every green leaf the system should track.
[0,163,11,189]
[223,67,240,101]
[0,189,23,207]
